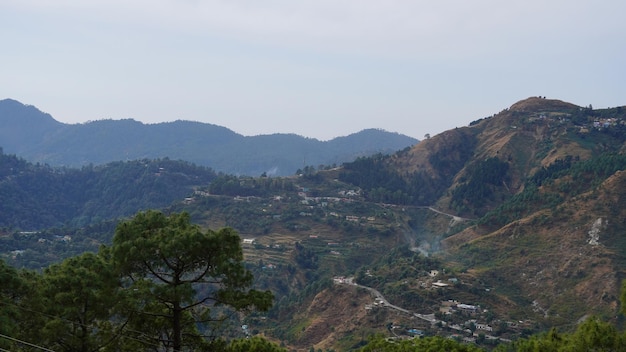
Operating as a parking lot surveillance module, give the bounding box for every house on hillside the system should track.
[475,323,493,332]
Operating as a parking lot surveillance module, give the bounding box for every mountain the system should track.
[336,97,626,325]
[241,97,626,349]
[0,99,417,176]
[3,96,626,350]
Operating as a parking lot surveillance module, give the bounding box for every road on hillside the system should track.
[336,277,509,342]
[339,277,435,323]
[422,206,471,222]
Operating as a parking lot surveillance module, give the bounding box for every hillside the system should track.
[0,99,417,176]
[443,169,626,327]
[332,97,626,326]
[235,97,626,350]
[0,151,217,230]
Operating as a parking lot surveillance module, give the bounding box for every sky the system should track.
[1,1,625,141]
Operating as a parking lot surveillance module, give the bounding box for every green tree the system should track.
[497,328,563,352]
[359,334,484,351]
[37,252,125,352]
[226,336,286,351]
[110,210,273,352]
[567,317,625,351]
[0,259,27,350]
[621,280,626,317]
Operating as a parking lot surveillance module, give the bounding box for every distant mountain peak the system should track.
[0,98,57,122]
[0,98,417,175]
[0,98,23,106]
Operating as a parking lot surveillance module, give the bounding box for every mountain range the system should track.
[0,99,417,176]
[2,96,626,350]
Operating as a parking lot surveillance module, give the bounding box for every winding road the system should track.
[335,277,509,342]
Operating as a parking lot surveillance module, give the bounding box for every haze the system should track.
[1,1,625,140]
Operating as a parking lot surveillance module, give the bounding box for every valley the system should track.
[2,97,626,351]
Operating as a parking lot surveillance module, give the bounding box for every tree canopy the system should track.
[110,210,274,351]
[0,210,277,352]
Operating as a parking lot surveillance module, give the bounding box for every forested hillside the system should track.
[0,99,418,176]
[0,149,216,229]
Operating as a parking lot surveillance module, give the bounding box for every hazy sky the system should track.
[2,1,625,140]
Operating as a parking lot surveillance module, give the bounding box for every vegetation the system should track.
[0,210,277,352]
[3,98,626,350]
[451,157,510,214]
[479,152,626,228]
[0,149,217,229]
[494,317,626,351]
[111,211,273,351]
[357,317,626,351]
[35,252,125,351]
[208,174,296,197]
[0,99,417,176]
[339,153,446,205]
[359,335,484,351]
[354,279,626,351]
[0,220,118,269]
[225,336,287,351]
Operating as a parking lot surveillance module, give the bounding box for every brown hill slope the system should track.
[270,97,626,346]
[390,97,626,326]
[391,97,625,216]
[181,97,626,349]
[442,169,626,326]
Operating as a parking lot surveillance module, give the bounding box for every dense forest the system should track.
[207,174,297,197]
[0,149,217,229]
[338,151,447,205]
[478,152,626,228]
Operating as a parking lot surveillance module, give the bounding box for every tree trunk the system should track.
[172,301,182,352]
